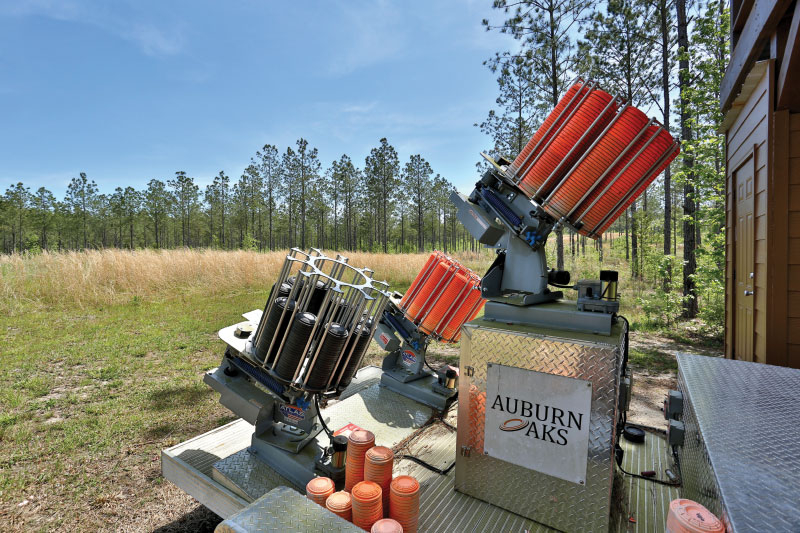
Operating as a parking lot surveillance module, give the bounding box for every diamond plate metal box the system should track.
[455,318,625,532]
[676,354,800,532]
[214,485,362,533]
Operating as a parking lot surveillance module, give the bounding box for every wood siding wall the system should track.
[788,113,800,365]
[725,63,772,363]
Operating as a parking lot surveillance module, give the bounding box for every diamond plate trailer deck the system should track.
[162,366,678,532]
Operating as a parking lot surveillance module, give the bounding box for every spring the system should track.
[482,188,522,227]
[336,319,373,390]
[274,311,316,382]
[305,322,349,391]
[254,297,295,363]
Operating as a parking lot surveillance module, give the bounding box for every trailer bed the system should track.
[162,369,678,532]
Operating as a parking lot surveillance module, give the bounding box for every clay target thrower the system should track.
[506,77,680,239]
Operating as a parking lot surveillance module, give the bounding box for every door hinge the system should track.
[465,366,475,377]
[460,445,472,457]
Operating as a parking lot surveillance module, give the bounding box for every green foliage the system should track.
[242,232,258,251]
[638,255,685,327]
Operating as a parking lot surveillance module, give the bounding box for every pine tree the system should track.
[676,0,697,318]
[365,138,399,253]
[579,0,659,279]
[66,173,98,249]
[256,145,282,250]
[484,0,592,271]
[402,154,433,252]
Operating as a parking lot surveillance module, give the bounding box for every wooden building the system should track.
[722,0,800,367]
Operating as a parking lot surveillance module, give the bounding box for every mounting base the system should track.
[482,300,614,335]
[379,372,455,412]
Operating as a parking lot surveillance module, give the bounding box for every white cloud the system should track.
[341,102,378,114]
[1,0,184,57]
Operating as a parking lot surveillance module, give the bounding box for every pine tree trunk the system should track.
[677,0,698,318]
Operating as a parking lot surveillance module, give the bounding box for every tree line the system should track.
[479,0,727,322]
[2,0,728,326]
[0,138,478,255]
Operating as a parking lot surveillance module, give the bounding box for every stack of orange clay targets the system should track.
[389,475,420,533]
[313,426,420,531]
[325,490,353,521]
[508,79,680,239]
[364,446,394,517]
[371,518,404,533]
[399,251,484,343]
[345,429,376,492]
[351,480,384,530]
[305,476,335,506]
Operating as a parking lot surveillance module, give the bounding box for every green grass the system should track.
[0,290,269,531]
[0,248,723,531]
[628,347,679,373]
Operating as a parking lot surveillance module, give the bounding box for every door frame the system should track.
[730,146,756,361]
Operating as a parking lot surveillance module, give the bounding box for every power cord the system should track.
[395,454,455,475]
[618,463,681,487]
[315,394,334,439]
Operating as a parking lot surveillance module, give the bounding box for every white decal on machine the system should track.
[483,363,592,485]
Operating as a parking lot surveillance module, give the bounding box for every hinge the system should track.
[465,366,475,377]
[460,445,472,457]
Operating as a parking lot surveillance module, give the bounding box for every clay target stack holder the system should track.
[251,248,390,397]
[398,251,485,344]
[505,76,680,239]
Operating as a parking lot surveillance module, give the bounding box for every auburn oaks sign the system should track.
[484,363,593,485]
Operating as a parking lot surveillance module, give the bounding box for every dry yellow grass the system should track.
[0,248,493,312]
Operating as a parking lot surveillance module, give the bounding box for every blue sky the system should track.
[0,0,514,197]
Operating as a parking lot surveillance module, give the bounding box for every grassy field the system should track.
[0,249,494,531]
[0,248,719,531]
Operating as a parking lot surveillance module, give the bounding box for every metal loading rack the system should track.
[252,248,390,395]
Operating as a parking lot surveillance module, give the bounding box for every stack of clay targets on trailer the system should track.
[325,490,353,521]
[507,78,680,239]
[389,475,420,533]
[351,480,384,531]
[364,446,394,517]
[399,251,485,343]
[305,476,335,506]
[345,429,376,492]
[371,518,404,533]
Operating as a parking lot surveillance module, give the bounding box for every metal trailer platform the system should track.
[676,354,800,532]
[162,366,678,532]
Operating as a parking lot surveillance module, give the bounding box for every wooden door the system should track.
[734,155,755,361]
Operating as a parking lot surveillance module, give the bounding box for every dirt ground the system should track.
[626,332,721,428]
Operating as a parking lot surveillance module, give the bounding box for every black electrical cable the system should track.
[423,356,437,373]
[549,282,577,290]
[396,454,455,475]
[618,463,681,487]
[315,394,334,439]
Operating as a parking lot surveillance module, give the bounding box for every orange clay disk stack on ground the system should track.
[345,429,376,492]
[325,490,353,522]
[351,480,384,531]
[371,518,404,532]
[305,476,335,506]
[364,446,394,516]
[389,475,420,533]
[665,499,724,533]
